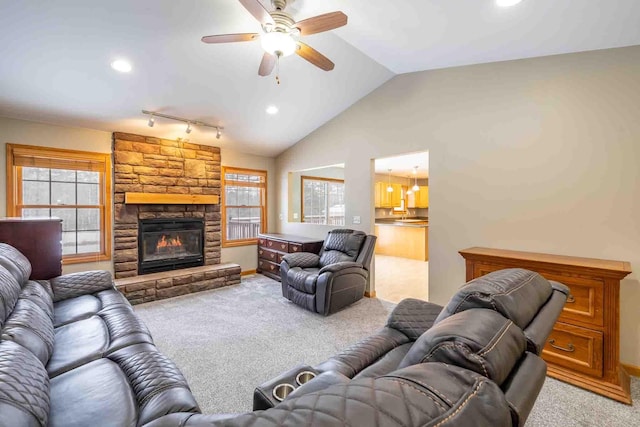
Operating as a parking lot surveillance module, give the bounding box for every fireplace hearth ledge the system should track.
[114,263,241,305]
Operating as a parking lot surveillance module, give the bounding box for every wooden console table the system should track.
[459,247,633,404]
[257,233,324,281]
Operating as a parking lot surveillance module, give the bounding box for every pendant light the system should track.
[387,169,393,193]
[406,175,413,195]
[412,166,420,192]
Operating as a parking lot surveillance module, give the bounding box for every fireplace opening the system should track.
[139,218,204,275]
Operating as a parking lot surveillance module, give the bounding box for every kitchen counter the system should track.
[374,219,428,261]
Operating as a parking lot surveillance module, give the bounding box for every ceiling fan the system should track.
[201,0,347,83]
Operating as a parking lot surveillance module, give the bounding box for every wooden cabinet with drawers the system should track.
[459,247,633,404]
[0,217,63,279]
[257,233,324,281]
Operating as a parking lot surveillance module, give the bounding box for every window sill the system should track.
[222,239,258,248]
[62,253,111,265]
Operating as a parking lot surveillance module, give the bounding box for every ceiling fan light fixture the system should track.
[261,31,297,57]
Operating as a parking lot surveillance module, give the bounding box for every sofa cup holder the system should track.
[272,383,295,402]
[295,370,316,386]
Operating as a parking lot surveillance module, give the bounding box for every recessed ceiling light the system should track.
[496,0,523,7]
[266,105,279,115]
[110,59,132,73]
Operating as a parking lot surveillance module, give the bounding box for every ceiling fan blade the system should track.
[296,42,335,71]
[238,0,274,25]
[201,33,259,44]
[258,53,277,76]
[295,11,347,36]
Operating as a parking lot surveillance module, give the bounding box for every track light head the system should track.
[216,128,221,139]
[185,123,192,134]
[147,116,155,127]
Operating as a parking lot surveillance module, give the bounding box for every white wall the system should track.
[275,46,640,366]
[0,117,276,274]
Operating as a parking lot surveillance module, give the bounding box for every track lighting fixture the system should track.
[141,110,223,139]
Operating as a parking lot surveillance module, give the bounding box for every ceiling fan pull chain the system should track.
[276,54,281,85]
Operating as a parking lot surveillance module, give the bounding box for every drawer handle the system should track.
[566,294,575,303]
[549,339,575,353]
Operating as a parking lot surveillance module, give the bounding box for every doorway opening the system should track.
[372,151,429,303]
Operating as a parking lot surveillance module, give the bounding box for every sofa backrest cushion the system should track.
[319,230,366,267]
[398,309,526,385]
[0,266,22,329]
[0,244,32,285]
[0,340,50,427]
[1,298,55,364]
[434,268,553,329]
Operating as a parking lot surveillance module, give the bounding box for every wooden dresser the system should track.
[0,217,63,279]
[459,247,633,404]
[257,233,324,281]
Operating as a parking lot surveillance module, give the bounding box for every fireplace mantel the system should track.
[124,192,220,205]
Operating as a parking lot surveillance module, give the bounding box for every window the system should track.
[301,176,345,225]
[6,144,112,263]
[222,167,267,247]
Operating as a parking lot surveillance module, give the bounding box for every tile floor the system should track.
[374,254,429,303]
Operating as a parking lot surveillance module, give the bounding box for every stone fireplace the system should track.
[112,132,240,304]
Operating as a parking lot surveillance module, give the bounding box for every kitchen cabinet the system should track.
[374,223,428,261]
[375,182,402,208]
[414,186,429,208]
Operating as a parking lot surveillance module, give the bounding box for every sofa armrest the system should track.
[318,261,363,275]
[385,298,444,340]
[50,270,114,302]
[282,252,320,268]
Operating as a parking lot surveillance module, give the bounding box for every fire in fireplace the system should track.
[138,218,204,274]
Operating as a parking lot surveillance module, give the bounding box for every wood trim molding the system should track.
[364,290,376,298]
[622,364,640,378]
[241,269,257,276]
[124,193,219,205]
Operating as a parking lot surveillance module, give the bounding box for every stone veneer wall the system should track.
[113,132,221,279]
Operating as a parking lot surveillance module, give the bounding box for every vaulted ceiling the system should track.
[1,0,639,157]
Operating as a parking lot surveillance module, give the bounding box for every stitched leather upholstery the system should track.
[0,244,201,427]
[281,230,377,315]
[385,298,443,340]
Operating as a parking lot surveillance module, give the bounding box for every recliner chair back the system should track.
[318,229,366,267]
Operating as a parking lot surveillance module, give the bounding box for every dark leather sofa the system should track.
[280,229,377,315]
[0,239,567,427]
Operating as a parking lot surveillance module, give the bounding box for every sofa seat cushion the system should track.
[353,342,413,380]
[47,316,109,377]
[53,288,132,327]
[286,268,320,294]
[48,306,153,377]
[0,340,50,427]
[53,295,101,327]
[49,358,138,427]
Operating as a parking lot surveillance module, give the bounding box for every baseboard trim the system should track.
[364,290,376,298]
[241,269,257,276]
[622,363,640,378]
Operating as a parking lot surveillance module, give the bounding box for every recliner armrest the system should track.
[282,252,320,268]
[318,261,363,275]
[50,270,114,302]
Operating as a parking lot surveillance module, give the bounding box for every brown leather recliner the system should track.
[279,229,377,315]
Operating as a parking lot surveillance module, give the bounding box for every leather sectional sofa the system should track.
[0,241,567,427]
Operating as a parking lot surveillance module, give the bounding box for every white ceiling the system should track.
[1,1,639,157]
